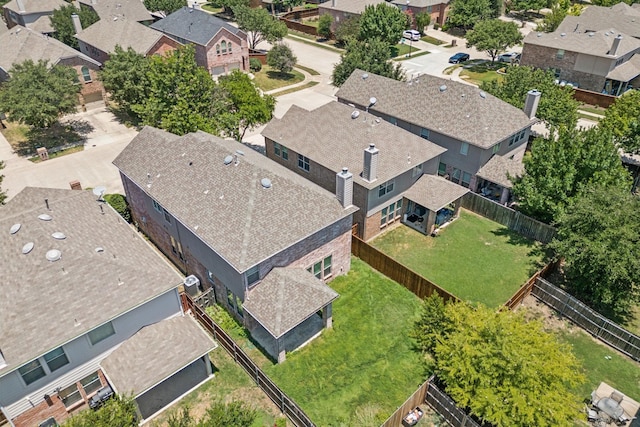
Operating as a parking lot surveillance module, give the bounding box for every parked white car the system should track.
[403,30,421,41]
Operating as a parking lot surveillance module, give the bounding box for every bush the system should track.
[317,14,333,39]
[267,43,297,73]
[249,57,262,72]
[205,304,248,338]
[103,193,131,223]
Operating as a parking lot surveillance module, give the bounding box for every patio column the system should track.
[322,304,333,329]
[204,354,213,376]
[500,188,510,205]
[425,211,436,235]
[276,337,286,363]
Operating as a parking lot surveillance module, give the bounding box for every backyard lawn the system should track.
[264,258,426,426]
[371,210,545,307]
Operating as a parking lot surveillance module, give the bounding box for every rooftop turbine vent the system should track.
[224,155,233,165]
[361,73,369,79]
[351,110,360,119]
[261,178,272,189]
[439,85,447,92]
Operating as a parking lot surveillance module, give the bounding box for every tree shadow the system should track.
[64,119,94,136]
[265,70,297,81]
[106,104,141,128]
[241,141,265,155]
[14,122,90,157]
[490,227,553,274]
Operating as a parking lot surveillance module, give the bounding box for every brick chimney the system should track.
[363,143,379,182]
[523,89,541,119]
[71,14,82,35]
[609,34,623,56]
[336,167,353,208]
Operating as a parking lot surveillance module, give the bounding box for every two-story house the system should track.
[113,127,358,363]
[318,0,387,32]
[150,7,249,75]
[392,0,450,28]
[0,187,216,427]
[335,69,537,195]
[2,0,66,33]
[78,0,154,25]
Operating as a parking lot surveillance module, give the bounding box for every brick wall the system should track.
[59,57,105,103]
[149,35,182,57]
[203,28,249,74]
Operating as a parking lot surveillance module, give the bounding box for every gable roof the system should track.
[113,127,357,273]
[77,18,169,55]
[523,29,640,58]
[475,154,524,188]
[335,69,533,149]
[262,102,446,190]
[150,6,245,46]
[318,0,388,14]
[403,174,469,212]
[607,53,640,81]
[78,0,152,22]
[3,0,66,14]
[0,25,101,75]
[557,3,640,39]
[0,188,183,376]
[243,268,338,339]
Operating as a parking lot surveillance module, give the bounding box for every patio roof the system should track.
[475,155,524,189]
[404,175,469,212]
[101,315,216,397]
[243,268,338,339]
[607,54,640,82]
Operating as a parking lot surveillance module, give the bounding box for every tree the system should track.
[0,60,79,129]
[465,20,523,62]
[104,194,131,222]
[415,12,431,34]
[50,4,99,49]
[508,0,547,16]
[267,43,297,73]
[536,0,567,32]
[143,0,186,14]
[0,161,6,206]
[357,3,407,46]
[64,396,137,427]
[317,14,333,40]
[551,186,640,317]
[414,298,585,427]
[481,66,578,129]
[100,46,151,119]
[599,90,640,154]
[334,16,360,46]
[446,0,495,30]
[218,0,249,16]
[233,5,288,51]
[217,70,275,141]
[511,127,631,223]
[332,38,405,86]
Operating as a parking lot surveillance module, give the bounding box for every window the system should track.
[81,66,91,82]
[298,154,310,172]
[163,209,171,224]
[246,265,260,285]
[381,207,388,226]
[395,199,402,217]
[60,383,82,408]
[226,287,234,308]
[438,162,447,177]
[207,270,215,284]
[461,172,472,188]
[378,180,395,197]
[235,295,243,317]
[389,117,398,125]
[307,255,333,280]
[274,142,288,160]
[451,168,461,184]
[228,42,232,53]
[80,372,102,395]
[88,321,115,345]
[412,163,423,177]
[492,143,501,154]
[509,130,526,146]
[556,49,565,59]
[380,200,401,227]
[170,237,183,260]
[460,142,469,156]
[18,359,45,385]
[216,44,220,55]
[420,128,430,139]
[44,347,69,372]
[615,57,624,66]
[221,40,227,54]
[152,199,162,213]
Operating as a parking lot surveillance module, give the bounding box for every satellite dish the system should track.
[93,186,106,200]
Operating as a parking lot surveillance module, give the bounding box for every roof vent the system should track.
[22,242,34,254]
[537,33,542,37]
[461,93,466,98]
[261,178,272,189]
[236,149,245,156]
[362,73,369,79]
[52,232,66,240]
[439,85,447,92]
[46,249,62,262]
[224,155,233,165]
[10,223,21,234]
[560,32,566,37]
[479,91,487,98]
[351,110,360,119]
[38,214,52,221]
[95,247,104,253]
[588,32,595,37]
[369,97,377,106]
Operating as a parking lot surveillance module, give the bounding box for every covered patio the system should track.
[588,382,640,426]
[475,155,524,205]
[243,268,338,363]
[402,174,469,236]
[604,55,640,96]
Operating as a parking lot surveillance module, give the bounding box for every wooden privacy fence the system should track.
[460,193,557,244]
[425,379,482,427]
[380,379,431,427]
[180,293,315,427]
[351,235,459,302]
[532,278,640,362]
[502,261,557,310]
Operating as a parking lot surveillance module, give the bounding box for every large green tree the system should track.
[0,60,79,129]
[143,0,186,14]
[334,16,360,46]
[100,46,151,118]
[446,0,496,30]
[481,66,578,129]
[512,127,631,223]
[50,4,99,49]
[465,19,523,62]
[64,396,137,426]
[551,186,640,317]
[233,5,288,51]
[414,296,584,427]
[332,38,405,86]
[599,90,640,154]
[357,3,407,46]
[267,43,297,73]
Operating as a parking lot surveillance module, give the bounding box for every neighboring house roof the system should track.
[391,0,447,8]
[113,127,357,273]
[335,69,532,149]
[243,268,338,339]
[318,0,387,15]
[557,3,640,39]
[77,18,170,56]
[606,53,640,81]
[150,6,245,46]
[0,188,183,375]
[78,0,152,22]
[0,25,101,77]
[523,29,640,58]
[100,315,216,396]
[28,15,55,33]
[475,155,524,188]
[3,0,66,14]
[404,174,469,212]
[262,102,446,190]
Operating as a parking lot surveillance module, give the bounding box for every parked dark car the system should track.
[449,52,470,64]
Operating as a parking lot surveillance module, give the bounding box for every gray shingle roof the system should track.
[403,174,469,212]
[100,315,216,396]
[0,188,183,375]
[113,127,357,273]
[335,69,533,149]
[3,0,66,14]
[391,0,448,8]
[76,18,166,55]
[318,0,388,14]
[475,154,524,188]
[262,102,446,190]
[28,15,55,33]
[607,53,640,81]
[150,6,244,46]
[78,0,152,22]
[557,3,640,39]
[523,29,640,58]
[243,268,338,338]
[0,25,101,73]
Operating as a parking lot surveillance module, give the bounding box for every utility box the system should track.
[37,147,49,161]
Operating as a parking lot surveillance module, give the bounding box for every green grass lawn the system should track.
[251,65,305,92]
[263,258,426,426]
[201,3,223,13]
[420,35,445,45]
[371,210,545,307]
[459,62,506,86]
[392,43,420,57]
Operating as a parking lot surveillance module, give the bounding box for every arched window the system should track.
[216,44,221,55]
[81,66,91,82]
[228,42,232,53]
[221,40,227,54]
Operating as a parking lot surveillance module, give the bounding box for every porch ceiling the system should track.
[243,268,338,339]
[404,174,469,212]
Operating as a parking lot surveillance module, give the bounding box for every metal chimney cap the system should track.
[341,167,349,174]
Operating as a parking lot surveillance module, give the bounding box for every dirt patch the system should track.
[517,294,570,332]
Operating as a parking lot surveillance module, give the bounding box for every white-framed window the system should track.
[18,359,46,385]
[460,142,469,156]
[163,209,171,224]
[298,154,310,172]
[378,180,395,197]
[80,372,102,395]
[44,347,69,372]
[420,128,430,139]
[88,321,115,345]
[215,44,221,55]
[412,163,423,177]
[380,199,402,227]
[307,255,332,280]
[461,172,472,188]
[274,142,289,160]
[81,66,91,82]
[451,168,461,184]
[556,49,565,59]
[221,40,227,54]
[152,199,162,213]
[438,162,447,176]
[60,383,82,408]
[492,143,501,154]
[246,265,260,285]
[228,42,232,53]
[389,117,398,125]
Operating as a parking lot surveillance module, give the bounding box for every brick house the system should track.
[335,69,537,196]
[318,0,388,32]
[113,127,357,363]
[0,188,216,427]
[0,25,105,104]
[391,0,450,28]
[151,7,249,75]
[2,0,66,33]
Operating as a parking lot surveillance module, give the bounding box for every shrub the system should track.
[267,43,297,73]
[103,193,131,223]
[317,14,333,39]
[249,57,262,72]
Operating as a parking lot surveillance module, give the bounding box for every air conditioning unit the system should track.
[183,275,200,297]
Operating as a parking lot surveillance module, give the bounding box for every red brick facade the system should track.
[195,28,249,75]
[58,57,104,104]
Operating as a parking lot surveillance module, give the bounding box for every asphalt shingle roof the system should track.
[101,315,216,396]
[607,53,640,81]
[403,174,469,212]
[78,0,152,22]
[150,6,244,46]
[76,18,166,55]
[113,127,357,273]
[335,69,533,149]
[318,0,387,15]
[3,0,66,14]
[475,155,524,188]
[523,29,640,58]
[243,268,338,338]
[557,3,640,39]
[391,0,448,8]
[0,188,183,375]
[262,102,446,190]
